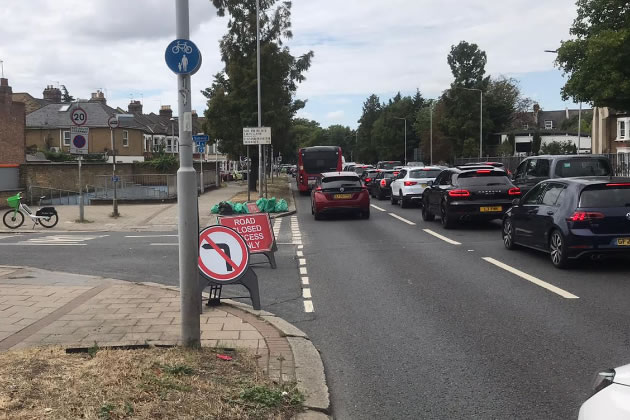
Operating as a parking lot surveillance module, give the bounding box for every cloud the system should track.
[326,110,345,120]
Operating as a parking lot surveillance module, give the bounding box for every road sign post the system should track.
[198,225,261,309]
[108,116,120,217]
[193,135,208,194]
[218,213,277,269]
[70,122,89,223]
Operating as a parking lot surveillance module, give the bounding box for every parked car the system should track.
[390,166,443,208]
[311,172,370,219]
[502,177,630,268]
[406,161,425,167]
[368,170,397,200]
[460,161,511,175]
[578,363,630,419]
[376,161,402,170]
[343,162,356,172]
[422,166,520,228]
[512,155,612,195]
[353,164,374,177]
[360,169,380,186]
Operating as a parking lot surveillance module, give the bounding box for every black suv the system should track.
[368,170,397,200]
[512,155,612,195]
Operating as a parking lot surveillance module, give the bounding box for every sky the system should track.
[0,0,582,129]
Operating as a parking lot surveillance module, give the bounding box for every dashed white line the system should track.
[482,257,579,299]
[125,234,178,238]
[298,258,306,266]
[296,250,304,257]
[301,276,309,285]
[422,229,462,245]
[302,288,312,299]
[299,266,307,275]
[150,243,178,246]
[370,204,386,212]
[388,213,416,225]
[303,300,314,313]
[297,245,303,250]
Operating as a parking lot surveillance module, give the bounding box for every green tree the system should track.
[447,41,488,88]
[540,140,578,154]
[556,0,630,109]
[532,132,542,155]
[203,0,314,189]
[60,85,74,103]
[356,94,382,163]
[370,93,420,162]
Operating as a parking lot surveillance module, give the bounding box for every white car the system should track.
[389,166,443,208]
[579,364,630,419]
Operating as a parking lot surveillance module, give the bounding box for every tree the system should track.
[356,94,382,163]
[447,41,488,88]
[203,0,314,189]
[541,140,578,154]
[370,93,420,162]
[556,0,630,109]
[60,85,74,103]
[532,132,542,155]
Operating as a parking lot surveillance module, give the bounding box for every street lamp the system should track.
[454,87,483,158]
[429,102,434,166]
[169,117,175,154]
[393,117,407,164]
[545,49,582,154]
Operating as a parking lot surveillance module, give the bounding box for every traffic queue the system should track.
[298,146,630,269]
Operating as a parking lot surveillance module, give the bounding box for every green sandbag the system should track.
[256,198,268,212]
[210,204,220,214]
[233,203,249,214]
[274,199,288,212]
[264,197,276,213]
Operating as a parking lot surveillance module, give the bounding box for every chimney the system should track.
[128,100,143,114]
[159,105,173,119]
[43,85,62,103]
[89,90,106,105]
[0,78,12,105]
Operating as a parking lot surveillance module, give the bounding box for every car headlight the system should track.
[591,368,615,395]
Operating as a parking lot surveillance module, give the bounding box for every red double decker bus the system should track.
[297,146,343,193]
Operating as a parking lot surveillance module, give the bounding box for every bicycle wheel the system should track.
[39,213,58,228]
[3,210,24,229]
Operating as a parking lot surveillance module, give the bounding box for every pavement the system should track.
[0,265,330,419]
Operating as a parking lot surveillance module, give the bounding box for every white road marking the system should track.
[303,300,314,313]
[302,288,312,299]
[300,267,307,275]
[298,258,306,266]
[370,204,386,212]
[422,229,462,245]
[296,250,304,257]
[0,235,14,240]
[301,276,309,285]
[0,243,85,246]
[482,257,579,299]
[12,234,108,246]
[293,241,302,245]
[150,243,178,246]
[298,245,303,250]
[388,213,416,225]
[125,234,178,238]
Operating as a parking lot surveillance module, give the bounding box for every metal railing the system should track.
[92,174,177,201]
[27,186,84,206]
[454,153,630,177]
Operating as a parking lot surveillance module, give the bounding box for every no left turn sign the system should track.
[198,225,250,283]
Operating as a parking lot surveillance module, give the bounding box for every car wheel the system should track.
[362,208,370,219]
[549,229,570,269]
[377,191,384,200]
[400,191,409,208]
[502,218,517,250]
[390,191,398,205]
[421,201,435,221]
[440,203,455,229]
[314,210,322,220]
[311,201,315,215]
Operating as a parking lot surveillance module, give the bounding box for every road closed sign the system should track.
[218,213,275,253]
[198,225,250,283]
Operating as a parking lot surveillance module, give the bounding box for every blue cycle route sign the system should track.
[165,39,202,75]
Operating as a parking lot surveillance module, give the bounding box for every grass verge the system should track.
[0,346,303,419]
[228,174,294,209]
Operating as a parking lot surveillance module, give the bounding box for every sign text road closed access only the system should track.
[198,225,250,283]
[243,127,271,145]
[218,213,275,253]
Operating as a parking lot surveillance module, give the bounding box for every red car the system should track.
[311,172,370,220]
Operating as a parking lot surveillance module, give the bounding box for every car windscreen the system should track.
[456,172,510,186]
[379,162,401,169]
[354,167,368,175]
[321,176,362,189]
[579,185,630,207]
[410,169,442,178]
[382,172,396,179]
[302,151,339,173]
[554,158,611,177]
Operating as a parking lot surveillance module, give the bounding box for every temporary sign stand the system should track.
[198,225,261,310]
[217,213,277,269]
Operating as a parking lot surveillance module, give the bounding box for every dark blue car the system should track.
[502,177,630,268]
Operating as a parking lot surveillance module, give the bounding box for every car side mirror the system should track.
[512,198,520,206]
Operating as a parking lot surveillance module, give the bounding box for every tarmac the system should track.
[0,180,328,419]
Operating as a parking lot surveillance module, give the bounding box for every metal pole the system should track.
[78,156,84,222]
[479,91,483,159]
[271,145,273,183]
[111,127,119,217]
[577,102,582,154]
[256,0,263,198]
[215,142,219,188]
[247,146,251,201]
[430,104,433,166]
[175,0,200,348]
[404,119,407,165]
[200,155,204,194]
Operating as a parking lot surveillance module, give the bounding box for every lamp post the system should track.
[429,102,433,166]
[456,87,483,158]
[393,117,407,164]
[169,117,175,154]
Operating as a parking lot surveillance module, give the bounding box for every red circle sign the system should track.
[108,116,119,129]
[198,225,250,283]
[71,107,88,126]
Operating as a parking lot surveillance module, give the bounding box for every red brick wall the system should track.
[0,78,26,165]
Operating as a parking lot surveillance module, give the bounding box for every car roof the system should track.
[321,171,360,178]
[451,166,507,174]
[542,176,630,186]
[524,154,609,160]
[453,165,498,171]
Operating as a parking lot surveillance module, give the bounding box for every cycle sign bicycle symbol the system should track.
[165,38,202,75]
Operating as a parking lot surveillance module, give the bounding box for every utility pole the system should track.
[110,127,119,217]
[175,0,200,347]
[430,103,433,166]
[577,102,582,154]
[256,0,263,198]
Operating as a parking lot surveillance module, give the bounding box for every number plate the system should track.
[480,206,502,212]
[421,183,427,188]
[617,238,630,246]
[333,194,352,200]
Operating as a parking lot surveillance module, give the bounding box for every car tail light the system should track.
[606,183,630,187]
[476,170,491,174]
[404,181,417,186]
[568,211,605,222]
[365,178,371,183]
[393,171,399,176]
[449,189,470,197]
[315,186,322,192]
[380,179,387,187]
[508,187,521,196]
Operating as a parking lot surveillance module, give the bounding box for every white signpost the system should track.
[70,108,89,223]
[243,127,271,145]
[70,126,89,155]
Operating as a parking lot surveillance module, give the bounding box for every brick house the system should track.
[591,107,630,154]
[0,78,25,193]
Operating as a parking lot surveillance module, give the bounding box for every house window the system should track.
[522,124,529,130]
[122,130,129,147]
[166,138,172,152]
[63,131,70,146]
[544,120,554,130]
[617,118,630,141]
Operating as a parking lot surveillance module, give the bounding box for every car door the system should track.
[394,170,407,196]
[511,182,547,247]
[425,172,443,211]
[430,171,452,212]
[530,182,567,249]
[512,160,528,192]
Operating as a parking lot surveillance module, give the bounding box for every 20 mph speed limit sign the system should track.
[198,225,250,283]
[71,107,88,126]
